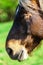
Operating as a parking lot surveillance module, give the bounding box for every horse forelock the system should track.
[19,0,43,13]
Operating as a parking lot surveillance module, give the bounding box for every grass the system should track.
[0,21,43,65]
[0,0,18,9]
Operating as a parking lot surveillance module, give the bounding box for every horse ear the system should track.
[39,0,43,11]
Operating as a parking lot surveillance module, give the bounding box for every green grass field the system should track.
[0,21,43,65]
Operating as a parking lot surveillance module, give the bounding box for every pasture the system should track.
[0,21,43,65]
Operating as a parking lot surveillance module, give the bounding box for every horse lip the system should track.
[18,50,24,61]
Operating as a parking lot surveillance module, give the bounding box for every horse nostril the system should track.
[6,48,13,55]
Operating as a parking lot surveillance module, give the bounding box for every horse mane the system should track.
[19,0,43,13]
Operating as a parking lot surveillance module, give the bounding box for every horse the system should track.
[6,0,43,61]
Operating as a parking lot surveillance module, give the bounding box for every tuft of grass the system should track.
[0,21,43,65]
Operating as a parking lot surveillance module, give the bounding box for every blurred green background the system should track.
[0,0,43,65]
